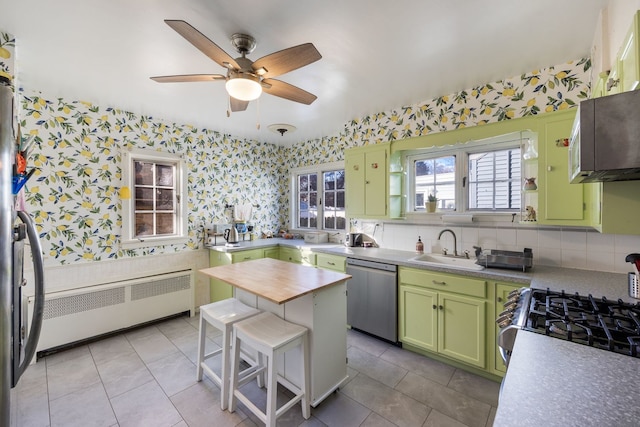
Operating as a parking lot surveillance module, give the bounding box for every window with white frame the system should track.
[121,149,187,248]
[468,148,521,210]
[291,162,346,231]
[407,133,524,213]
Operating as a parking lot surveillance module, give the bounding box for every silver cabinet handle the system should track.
[432,280,446,285]
[328,261,335,265]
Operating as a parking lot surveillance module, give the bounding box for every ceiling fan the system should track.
[150,20,322,113]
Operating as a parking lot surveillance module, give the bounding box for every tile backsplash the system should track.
[359,221,640,274]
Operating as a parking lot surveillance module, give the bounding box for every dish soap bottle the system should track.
[416,236,424,254]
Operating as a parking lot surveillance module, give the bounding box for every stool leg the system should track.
[228,333,242,413]
[301,333,310,419]
[265,351,277,427]
[219,325,230,410]
[196,313,206,381]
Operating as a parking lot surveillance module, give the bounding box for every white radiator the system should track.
[28,270,194,353]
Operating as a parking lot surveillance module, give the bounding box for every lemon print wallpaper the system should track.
[2,30,590,266]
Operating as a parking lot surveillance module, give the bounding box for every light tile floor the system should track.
[13,314,499,427]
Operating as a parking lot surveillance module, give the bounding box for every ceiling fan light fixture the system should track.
[225,74,262,101]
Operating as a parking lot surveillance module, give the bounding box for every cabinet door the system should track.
[345,144,389,218]
[494,283,521,374]
[539,110,585,223]
[279,247,302,264]
[438,292,486,368]
[619,12,640,92]
[398,285,437,352]
[264,247,280,260]
[364,147,387,217]
[209,251,232,302]
[345,151,365,217]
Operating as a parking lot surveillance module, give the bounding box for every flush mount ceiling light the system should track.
[268,123,297,136]
[225,72,262,101]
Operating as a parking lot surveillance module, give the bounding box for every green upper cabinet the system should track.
[618,11,640,93]
[536,109,594,226]
[345,143,389,218]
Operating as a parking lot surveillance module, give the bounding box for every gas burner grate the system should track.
[524,288,640,358]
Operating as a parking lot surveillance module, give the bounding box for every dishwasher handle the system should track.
[346,257,397,272]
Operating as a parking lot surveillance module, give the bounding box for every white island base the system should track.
[235,282,348,407]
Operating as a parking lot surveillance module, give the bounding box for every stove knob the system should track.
[496,312,513,325]
[503,301,517,311]
[498,309,514,318]
[498,318,511,328]
[508,289,522,299]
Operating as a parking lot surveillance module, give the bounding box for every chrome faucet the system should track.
[438,229,458,257]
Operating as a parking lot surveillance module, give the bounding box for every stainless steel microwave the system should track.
[569,89,640,183]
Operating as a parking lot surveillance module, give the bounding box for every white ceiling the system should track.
[0,0,610,146]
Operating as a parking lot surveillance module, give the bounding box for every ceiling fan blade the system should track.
[150,74,226,83]
[253,43,321,78]
[262,79,317,105]
[230,97,249,112]
[164,20,240,70]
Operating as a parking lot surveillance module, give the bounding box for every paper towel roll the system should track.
[441,214,474,223]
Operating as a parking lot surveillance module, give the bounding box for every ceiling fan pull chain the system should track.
[227,96,231,117]
[256,97,260,130]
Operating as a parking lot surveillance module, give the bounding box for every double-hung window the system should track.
[291,161,346,231]
[121,149,187,248]
[407,132,526,214]
[468,148,521,210]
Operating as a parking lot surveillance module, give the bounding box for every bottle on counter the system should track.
[416,236,424,254]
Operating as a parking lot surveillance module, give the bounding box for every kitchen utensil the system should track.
[224,227,239,244]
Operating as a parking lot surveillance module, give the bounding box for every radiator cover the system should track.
[28,270,193,353]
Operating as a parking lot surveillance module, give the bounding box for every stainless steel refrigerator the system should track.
[0,78,45,426]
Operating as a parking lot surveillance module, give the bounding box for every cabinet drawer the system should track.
[316,253,346,272]
[399,267,486,298]
[231,249,264,263]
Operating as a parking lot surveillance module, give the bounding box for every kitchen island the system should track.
[199,257,351,407]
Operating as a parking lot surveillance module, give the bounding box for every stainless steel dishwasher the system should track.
[346,258,398,343]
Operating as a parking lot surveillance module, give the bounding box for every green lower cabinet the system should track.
[494,282,522,375]
[209,251,233,302]
[316,253,346,272]
[264,247,280,259]
[209,248,265,303]
[398,267,487,370]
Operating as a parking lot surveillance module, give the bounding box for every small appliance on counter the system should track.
[223,227,240,246]
[345,233,363,247]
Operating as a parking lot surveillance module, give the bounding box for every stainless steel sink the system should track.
[409,253,485,271]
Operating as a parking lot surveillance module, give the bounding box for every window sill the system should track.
[121,236,189,249]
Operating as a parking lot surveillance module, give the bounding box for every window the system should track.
[121,150,187,248]
[468,148,521,210]
[291,162,346,231]
[413,155,456,211]
[407,132,526,214]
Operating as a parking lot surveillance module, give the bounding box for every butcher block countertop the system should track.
[199,257,351,304]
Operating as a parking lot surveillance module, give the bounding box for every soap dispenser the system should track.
[416,236,424,254]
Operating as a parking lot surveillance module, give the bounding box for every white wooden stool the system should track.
[229,311,310,427]
[196,298,261,410]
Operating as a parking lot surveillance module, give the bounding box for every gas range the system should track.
[497,287,640,366]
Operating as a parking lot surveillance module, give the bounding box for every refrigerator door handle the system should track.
[15,211,44,380]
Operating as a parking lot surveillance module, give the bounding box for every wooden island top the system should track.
[199,258,352,305]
